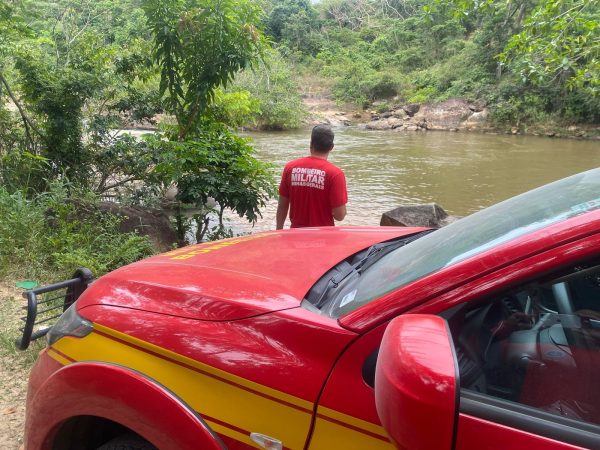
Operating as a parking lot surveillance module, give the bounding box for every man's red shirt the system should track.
[279,156,347,228]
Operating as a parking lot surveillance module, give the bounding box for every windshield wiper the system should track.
[310,229,436,309]
[309,261,356,308]
[355,229,436,273]
[353,241,402,273]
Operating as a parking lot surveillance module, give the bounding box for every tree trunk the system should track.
[0,71,42,149]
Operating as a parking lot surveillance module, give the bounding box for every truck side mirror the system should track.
[375,314,458,450]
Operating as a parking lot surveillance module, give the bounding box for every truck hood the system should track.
[77,227,424,321]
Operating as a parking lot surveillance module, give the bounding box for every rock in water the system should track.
[380,203,460,228]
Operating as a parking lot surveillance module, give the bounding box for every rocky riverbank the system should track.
[88,96,600,140]
[364,98,488,133]
[306,96,600,140]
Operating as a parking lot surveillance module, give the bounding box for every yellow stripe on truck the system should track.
[317,405,390,438]
[47,347,72,366]
[52,327,311,450]
[50,323,393,450]
[207,422,262,449]
[91,323,314,411]
[310,408,395,450]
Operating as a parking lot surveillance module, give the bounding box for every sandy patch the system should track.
[303,96,369,127]
[0,283,34,450]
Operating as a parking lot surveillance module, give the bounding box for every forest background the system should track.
[0,0,599,285]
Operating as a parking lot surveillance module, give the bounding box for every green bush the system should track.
[407,86,437,104]
[0,150,49,195]
[552,89,600,124]
[402,40,494,103]
[489,93,551,128]
[0,107,26,155]
[331,59,400,107]
[0,184,156,281]
[207,89,261,128]
[375,102,390,113]
[149,122,276,243]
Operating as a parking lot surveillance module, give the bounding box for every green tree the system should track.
[500,0,599,94]
[149,124,275,242]
[0,1,30,59]
[142,0,266,139]
[0,0,40,152]
[264,0,323,55]
[437,0,599,94]
[266,0,317,40]
[15,48,98,184]
[143,0,276,242]
[280,9,324,55]
[7,0,162,192]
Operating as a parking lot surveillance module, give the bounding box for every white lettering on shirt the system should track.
[290,167,326,190]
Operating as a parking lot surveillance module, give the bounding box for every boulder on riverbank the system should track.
[58,200,179,251]
[97,202,179,251]
[364,98,491,133]
[380,203,460,228]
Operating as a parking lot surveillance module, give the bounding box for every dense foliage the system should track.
[260,0,599,127]
[142,0,265,138]
[0,184,155,280]
[0,0,278,281]
[141,0,276,242]
[231,49,306,130]
[0,0,598,283]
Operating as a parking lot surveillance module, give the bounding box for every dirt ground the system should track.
[0,283,33,450]
[302,96,369,127]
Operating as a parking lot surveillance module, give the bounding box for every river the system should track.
[226,128,600,233]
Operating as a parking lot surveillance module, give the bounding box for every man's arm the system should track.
[332,204,347,222]
[276,195,290,229]
[329,170,347,223]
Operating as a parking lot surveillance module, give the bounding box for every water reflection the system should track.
[227,128,600,234]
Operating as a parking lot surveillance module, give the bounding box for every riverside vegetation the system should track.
[0,1,277,424]
[0,0,598,287]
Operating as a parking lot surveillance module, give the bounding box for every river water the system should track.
[225,128,600,233]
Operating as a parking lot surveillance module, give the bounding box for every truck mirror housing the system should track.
[375,314,458,450]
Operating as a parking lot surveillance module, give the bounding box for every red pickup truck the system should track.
[19,168,600,450]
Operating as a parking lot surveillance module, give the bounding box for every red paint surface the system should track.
[315,321,387,425]
[77,227,423,321]
[79,304,356,403]
[455,414,586,450]
[375,315,457,450]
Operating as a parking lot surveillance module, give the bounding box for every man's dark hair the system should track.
[311,124,335,153]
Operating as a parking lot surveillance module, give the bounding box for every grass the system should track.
[0,186,157,283]
[0,283,43,366]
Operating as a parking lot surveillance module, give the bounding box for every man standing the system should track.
[276,125,347,229]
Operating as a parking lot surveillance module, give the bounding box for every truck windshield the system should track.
[319,169,600,318]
